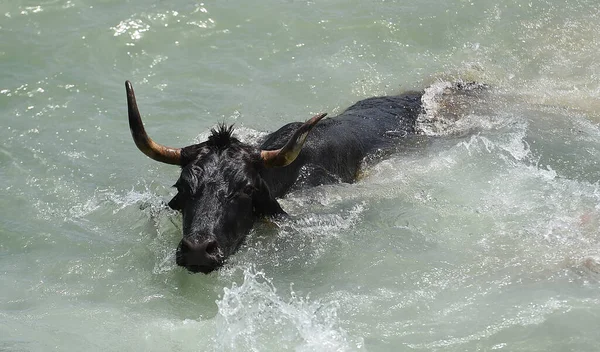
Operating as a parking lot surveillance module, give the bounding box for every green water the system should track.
[1,0,600,350]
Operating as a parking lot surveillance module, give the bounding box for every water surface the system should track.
[1,0,600,350]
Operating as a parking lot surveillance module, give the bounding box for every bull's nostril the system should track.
[177,238,221,272]
[205,240,219,255]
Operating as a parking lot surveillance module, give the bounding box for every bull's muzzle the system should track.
[176,238,223,274]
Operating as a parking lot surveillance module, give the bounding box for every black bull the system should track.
[125,80,478,274]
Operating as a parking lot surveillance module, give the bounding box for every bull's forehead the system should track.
[181,149,256,192]
[204,151,252,175]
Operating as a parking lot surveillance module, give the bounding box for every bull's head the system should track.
[125,81,325,274]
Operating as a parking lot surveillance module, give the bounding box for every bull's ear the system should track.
[253,179,285,216]
[260,113,326,168]
[168,194,182,210]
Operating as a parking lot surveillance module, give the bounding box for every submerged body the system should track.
[259,93,423,197]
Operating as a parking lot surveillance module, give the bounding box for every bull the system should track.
[125,80,466,274]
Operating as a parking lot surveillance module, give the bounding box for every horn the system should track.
[125,80,182,165]
[260,112,327,168]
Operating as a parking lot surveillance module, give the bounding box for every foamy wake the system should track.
[417,80,498,136]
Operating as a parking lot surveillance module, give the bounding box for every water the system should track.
[1,0,600,350]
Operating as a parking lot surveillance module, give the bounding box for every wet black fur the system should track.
[172,91,424,273]
[259,93,423,197]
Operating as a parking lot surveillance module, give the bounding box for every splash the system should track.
[67,185,164,219]
[215,267,359,351]
[417,80,496,136]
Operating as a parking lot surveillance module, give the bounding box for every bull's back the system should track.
[327,91,423,145]
[260,91,423,196]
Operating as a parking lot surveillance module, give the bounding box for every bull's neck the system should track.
[258,158,305,199]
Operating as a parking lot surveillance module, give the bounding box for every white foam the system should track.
[417,80,504,137]
[215,267,358,351]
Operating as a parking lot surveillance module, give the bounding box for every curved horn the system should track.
[260,112,327,168]
[125,80,181,165]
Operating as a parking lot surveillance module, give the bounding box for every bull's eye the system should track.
[242,185,256,196]
[226,185,255,201]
